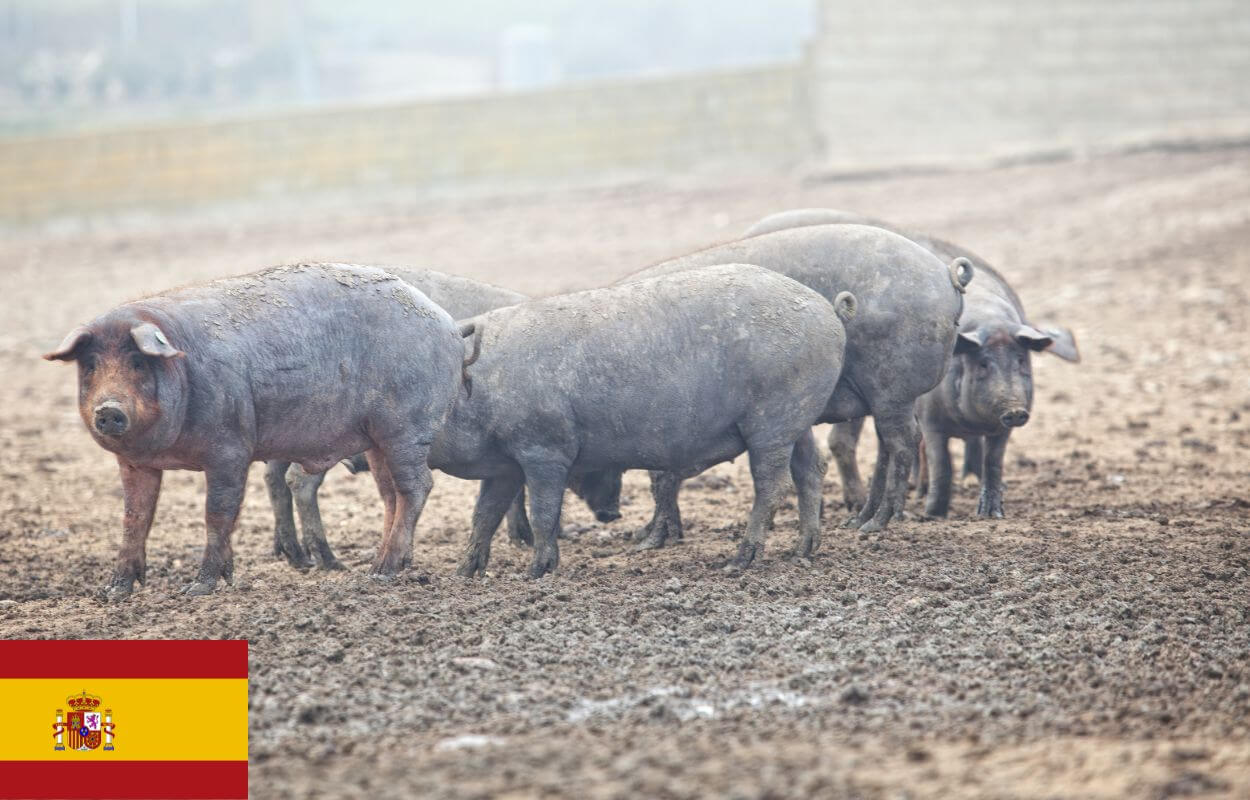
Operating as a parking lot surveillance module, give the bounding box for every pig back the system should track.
[139,263,463,456]
[467,264,845,469]
[625,225,965,414]
[387,267,528,320]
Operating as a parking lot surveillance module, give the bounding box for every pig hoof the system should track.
[794,534,819,558]
[104,581,134,602]
[731,542,759,569]
[527,552,558,579]
[313,555,346,571]
[370,550,408,576]
[961,473,981,487]
[858,519,885,534]
[632,534,665,552]
[506,525,533,548]
[275,540,314,570]
[456,550,489,578]
[976,494,1004,518]
[181,580,217,596]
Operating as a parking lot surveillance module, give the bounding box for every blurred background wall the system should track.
[1,0,1248,225]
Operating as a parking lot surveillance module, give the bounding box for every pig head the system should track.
[44,310,189,457]
[945,321,1079,432]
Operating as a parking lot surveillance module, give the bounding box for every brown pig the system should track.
[44,263,468,597]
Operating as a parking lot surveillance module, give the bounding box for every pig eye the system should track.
[978,357,991,372]
[81,356,96,375]
[129,353,148,371]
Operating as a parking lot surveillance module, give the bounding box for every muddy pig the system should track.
[446,264,856,578]
[588,224,972,547]
[45,263,468,597]
[745,208,1079,517]
[265,267,558,571]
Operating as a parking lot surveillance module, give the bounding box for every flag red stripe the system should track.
[0,640,247,678]
[0,760,247,799]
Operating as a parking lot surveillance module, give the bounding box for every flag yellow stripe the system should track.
[0,679,247,761]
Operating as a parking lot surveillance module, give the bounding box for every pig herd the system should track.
[45,211,1078,598]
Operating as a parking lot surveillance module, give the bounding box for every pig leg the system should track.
[633,471,684,551]
[365,449,397,547]
[458,475,525,577]
[266,459,314,570]
[503,488,565,546]
[976,432,1011,519]
[855,408,920,533]
[287,464,344,571]
[522,461,569,579]
[107,460,162,600]
[370,441,435,576]
[732,445,793,568]
[844,438,888,529]
[963,437,984,484]
[915,438,929,497]
[184,464,247,596]
[828,418,867,511]
[791,430,828,558]
[922,431,954,518]
[505,490,533,546]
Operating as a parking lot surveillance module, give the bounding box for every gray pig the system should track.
[745,209,1079,518]
[444,264,856,578]
[593,224,971,545]
[44,263,468,596]
[264,267,544,571]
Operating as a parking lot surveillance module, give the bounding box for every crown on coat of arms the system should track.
[66,692,102,710]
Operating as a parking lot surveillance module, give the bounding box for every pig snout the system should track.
[595,507,622,523]
[93,400,129,436]
[1000,408,1030,428]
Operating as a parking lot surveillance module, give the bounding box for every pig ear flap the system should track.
[43,326,91,361]
[954,329,984,355]
[1014,325,1055,353]
[1035,324,1080,362]
[130,323,185,359]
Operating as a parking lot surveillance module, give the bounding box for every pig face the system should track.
[568,469,623,522]
[44,315,184,448]
[951,325,1054,430]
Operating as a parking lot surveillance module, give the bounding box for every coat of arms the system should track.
[53,691,116,752]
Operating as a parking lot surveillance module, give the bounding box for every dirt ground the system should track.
[1,146,1249,799]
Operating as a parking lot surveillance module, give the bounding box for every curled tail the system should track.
[459,321,483,396]
[949,257,974,293]
[832,290,857,323]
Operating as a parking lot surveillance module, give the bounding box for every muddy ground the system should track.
[1,146,1249,798]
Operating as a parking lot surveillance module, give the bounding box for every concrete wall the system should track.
[807,0,1250,165]
[5,2,1250,224]
[0,65,809,224]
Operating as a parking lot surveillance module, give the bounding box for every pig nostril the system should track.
[94,407,129,435]
[1000,410,1030,428]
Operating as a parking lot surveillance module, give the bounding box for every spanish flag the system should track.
[0,640,248,799]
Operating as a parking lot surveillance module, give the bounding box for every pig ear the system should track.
[43,326,91,361]
[1014,325,1055,353]
[1034,323,1080,362]
[954,329,984,355]
[130,323,185,359]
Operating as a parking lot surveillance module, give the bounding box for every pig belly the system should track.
[577,424,747,474]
